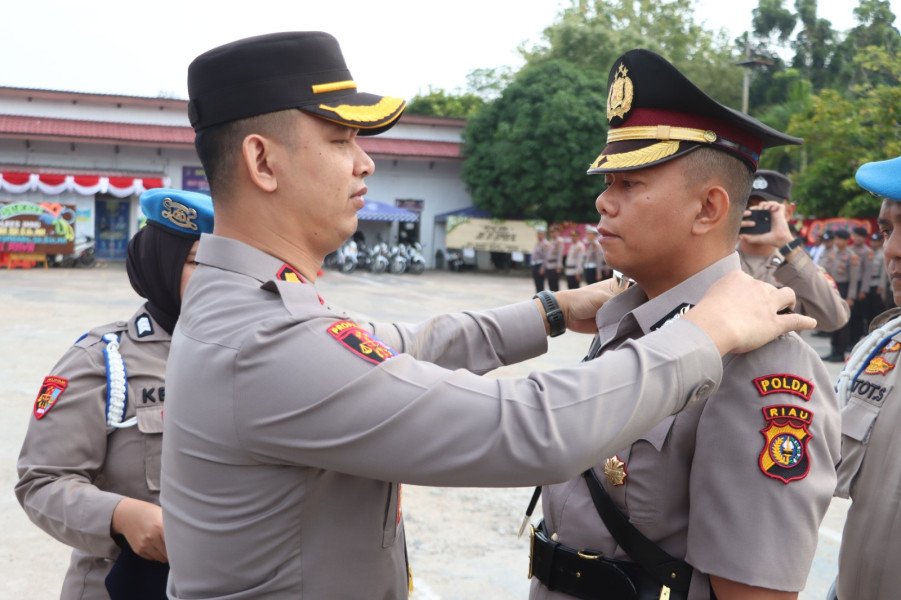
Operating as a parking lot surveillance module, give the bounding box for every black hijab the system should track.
[126,223,196,335]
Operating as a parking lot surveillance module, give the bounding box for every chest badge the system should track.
[603,455,627,486]
[759,405,813,484]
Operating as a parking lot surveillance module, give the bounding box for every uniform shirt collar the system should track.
[195,233,291,284]
[595,253,740,347]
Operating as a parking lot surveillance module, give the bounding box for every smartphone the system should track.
[740,209,771,235]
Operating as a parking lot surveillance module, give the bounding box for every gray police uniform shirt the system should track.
[835,308,901,599]
[738,247,850,332]
[161,234,725,600]
[545,238,564,270]
[531,254,841,599]
[532,239,548,266]
[16,310,169,600]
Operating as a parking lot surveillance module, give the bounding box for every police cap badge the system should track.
[187,32,406,135]
[140,188,214,238]
[589,49,802,174]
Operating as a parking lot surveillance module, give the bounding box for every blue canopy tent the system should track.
[356,200,419,222]
[433,205,492,223]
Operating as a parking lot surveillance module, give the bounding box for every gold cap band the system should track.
[607,125,717,144]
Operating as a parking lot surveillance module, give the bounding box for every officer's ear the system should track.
[784,201,796,220]
[241,133,279,193]
[691,184,731,237]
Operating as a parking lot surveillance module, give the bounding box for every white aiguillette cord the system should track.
[836,315,901,407]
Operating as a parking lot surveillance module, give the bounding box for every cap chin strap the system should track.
[836,314,901,406]
[103,333,137,431]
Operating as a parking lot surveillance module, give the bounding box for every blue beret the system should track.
[140,188,214,238]
[856,156,901,201]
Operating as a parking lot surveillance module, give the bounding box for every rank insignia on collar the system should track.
[864,356,895,376]
[604,456,627,486]
[34,376,68,420]
[327,320,398,365]
[753,374,814,401]
[650,303,693,331]
[276,264,306,283]
[135,313,154,337]
[759,405,813,484]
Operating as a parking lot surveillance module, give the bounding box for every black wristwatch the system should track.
[779,237,804,257]
[533,290,566,337]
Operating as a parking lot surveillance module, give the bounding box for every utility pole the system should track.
[734,34,774,114]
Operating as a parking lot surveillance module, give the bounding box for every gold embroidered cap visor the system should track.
[187,31,406,135]
[587,49,802,174]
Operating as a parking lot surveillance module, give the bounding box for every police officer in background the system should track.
[848,226,872,346]
[564,228,585,288]
[16,189,213,600]
[831,154,901,599]
[528,49,839,600]
[864,231,889,322]
[821,229,861,361]
[582,227,605,285]
[531,227,549,293]
[737,169,849,332]
[544,224,564,291]
[161,32,814,600]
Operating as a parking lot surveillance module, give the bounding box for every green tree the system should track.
[405,86,484,119]
[786,48,901,218]
[461,60,607,222]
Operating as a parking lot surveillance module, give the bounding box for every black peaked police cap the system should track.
[188,32,406,135]
[750,170,793,203]
[588,49,802,174]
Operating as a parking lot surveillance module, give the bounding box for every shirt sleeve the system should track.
[232,314,723,488]
[685,333,841,591]
[15,345,125,559]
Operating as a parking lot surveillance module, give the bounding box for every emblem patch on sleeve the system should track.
[752,374,813,401]
[759,405,813,484]
[327,320,398,365]
[864,356,896,376]
[34,376,68,419]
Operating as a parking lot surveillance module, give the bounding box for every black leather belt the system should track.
[529,523,666,600]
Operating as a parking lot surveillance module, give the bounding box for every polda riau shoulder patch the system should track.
[753,374,814,401]
[327,320,398,365]
[759,404,813,484]
[34,375,68,419]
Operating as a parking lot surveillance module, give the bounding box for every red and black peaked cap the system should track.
[188,31,406,135]
[588,49,802,174]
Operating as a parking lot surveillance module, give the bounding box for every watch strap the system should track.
[533,290,565,337]
[779,237,804,257]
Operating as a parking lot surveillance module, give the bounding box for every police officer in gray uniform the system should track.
[15,189,213,600]
[831,155,901,600]
[532,228,549,292]
[738,169,849,332]
[161,32,814,600]
[528,49,840,600]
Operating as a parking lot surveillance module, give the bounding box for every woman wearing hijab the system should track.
[16,188,213,600]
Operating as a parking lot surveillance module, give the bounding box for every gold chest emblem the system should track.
[161,197,199,231]
[607,64,634,123]
[603,455,627,486]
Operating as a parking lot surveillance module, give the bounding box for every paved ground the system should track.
[0,263,847,599]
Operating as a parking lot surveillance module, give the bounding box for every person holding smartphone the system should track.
[737,169,850,333]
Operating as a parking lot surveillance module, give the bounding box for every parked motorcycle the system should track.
[49,235,96,268]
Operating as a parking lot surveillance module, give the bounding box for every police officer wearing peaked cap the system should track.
[16,188,213,600]
[160,33,815,600]
[737,169,850,332]
[831,154,901,600]
[529,49,839,600]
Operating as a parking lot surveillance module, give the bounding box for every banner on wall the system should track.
[445,217,545,254]
[0,201,75,254]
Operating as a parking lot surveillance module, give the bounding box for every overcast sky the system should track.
[1,0,897,102]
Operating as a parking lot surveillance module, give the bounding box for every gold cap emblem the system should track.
[603,455,627,486]
[161,197,199,231]
[607,64,634,123]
